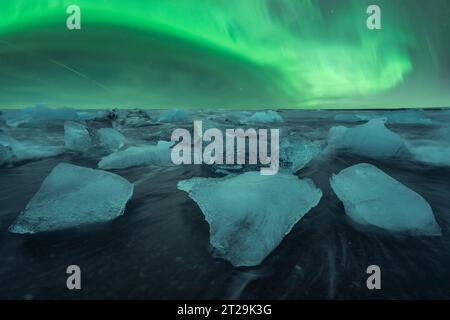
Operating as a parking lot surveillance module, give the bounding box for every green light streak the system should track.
[0,0,448,108]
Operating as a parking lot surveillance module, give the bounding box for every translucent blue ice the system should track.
[244,110,283,124]
[280,136,322,173]
[178,172,322,267]
[331,163,441,236]
[5,104,79,127]
[64,121,93,152]
[327,119,409,159]
[98,141,174,169]
[9,163,134,234]
[157,109,190,123]
[0,131,63,165]
[97,128,127,152]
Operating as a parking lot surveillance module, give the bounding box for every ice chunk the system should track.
[330,163,441,236]
[410,145,450,167]
[9,163,134,234]
[114,109,153,128]
[6,104,79,127]
[384,110,432,125]
[327,119,409,159]
[98,141,174,170]
[178,172,322,267]
[437,127,450,143]
[212,164,243,175]
[280,137,322,173]
[64,121,93,152]
[0,132,63,165]
[97,128,126,151]
[157,109,190,123]
[0,144,14,164]
[334,113,369,123]
[334,110,432,125]
[77,110,106,121]
[244,110,283,124]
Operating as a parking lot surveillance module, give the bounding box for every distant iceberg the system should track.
[244,110,283,124]
[157,109,190,123]
[9,163,134,234]
[384,110,432,125]
[5,104,79,127]
[334,113,370,123]
[98,141,174,170]
[327,119,409,159]
[178,172,322,267]
[333,110,432,125]
[113,109,154,128]
[331,163,441,236]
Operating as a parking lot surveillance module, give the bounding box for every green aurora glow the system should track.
[0,0,449,109]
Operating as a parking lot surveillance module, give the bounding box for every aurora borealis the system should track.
[0,0,449,109]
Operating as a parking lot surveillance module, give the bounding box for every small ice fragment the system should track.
[97,128,126,151]
[244,110,283,124]
[280,137,322,173]
[98,141,174,169]
[157,109,190,123]
[64,121,93,152]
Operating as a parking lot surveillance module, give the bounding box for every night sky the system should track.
[0,0,449,109]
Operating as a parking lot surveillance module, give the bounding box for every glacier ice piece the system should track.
[410,145,450,167]
[280,137,322,173]
[98,141,174,170]
[114,109,153,128]
[77,110,106,121]
[64,121,93,152]
[327,119,408,159]
[212,164,243,175]
[244,110,283,124]
[157,109,190,123]
[334,113,369,123]
[384,110,432,125]
[0,132,63,165]
[0,144,14,164]
[6,104,79,127]
[178,172,322,267]
[334,110,432,125]
[9,163,134,234]
[97,128,126,151]
[330,163,441,236]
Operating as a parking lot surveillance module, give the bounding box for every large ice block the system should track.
[9,163,134,234]
[330,163,441,236]
[327,119,408,159]
[178,172,322,267]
